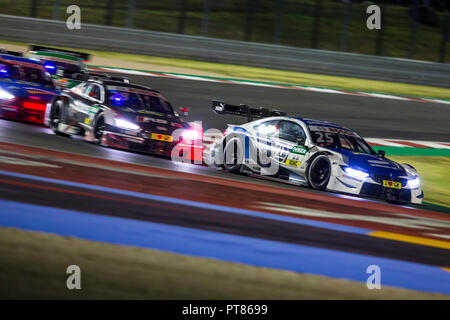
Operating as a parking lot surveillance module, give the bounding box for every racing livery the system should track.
[28,45,90,89]
[208,100,423,204]
[46,76,202,158]
[0,50,59,124]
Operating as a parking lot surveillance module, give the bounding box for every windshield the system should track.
[0,60,55,88]
[107,87,173,114]
[311,130,375,155]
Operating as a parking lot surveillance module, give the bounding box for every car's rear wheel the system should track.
[50,100,70,137]
[307,155,331,190]
[223,138,243,173]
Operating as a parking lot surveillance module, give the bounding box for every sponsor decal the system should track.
[285,159,301,167]
[136,116,168,124]
[290,146,308,155]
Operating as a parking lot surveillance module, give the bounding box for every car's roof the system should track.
[93,79,161,93]
[291,116,353,131]
[0,54,43,66]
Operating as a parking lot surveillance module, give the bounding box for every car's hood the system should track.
[114,108,189,133]
[1,80,59,101]
[328,148,406,177]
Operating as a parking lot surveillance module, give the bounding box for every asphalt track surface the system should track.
[0,73,449,272]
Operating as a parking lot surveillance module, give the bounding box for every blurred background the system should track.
[0,0,448,62]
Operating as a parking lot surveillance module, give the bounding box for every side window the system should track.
[278,120,305,143]
[253,120,278,136]
[86,84,102,101]
[70,82,88,95]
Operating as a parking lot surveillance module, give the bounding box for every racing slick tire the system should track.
[223,138,244,173]
[307,154,332,191]
[92,112,106,145]
[50,99,70,137]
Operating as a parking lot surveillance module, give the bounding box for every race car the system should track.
[28,45,90,89]
[46,75,202,160]
[0,49,59,124]
[207,100,423,204]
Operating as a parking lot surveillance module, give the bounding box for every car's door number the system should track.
[315,132,334,143]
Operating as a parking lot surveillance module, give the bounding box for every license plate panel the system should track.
[382,180,401,189]
[151,133,172,142]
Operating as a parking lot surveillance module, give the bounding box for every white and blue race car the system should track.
[207,100,423,204]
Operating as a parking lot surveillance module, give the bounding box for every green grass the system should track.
[0,0,447,62]
[1,227,448,299]
[388,156,450,208]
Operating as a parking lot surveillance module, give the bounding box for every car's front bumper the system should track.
[101,131,204,162]
[327,167,423,204]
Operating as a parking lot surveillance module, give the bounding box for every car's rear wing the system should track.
[29,45,91,61]
[0,49,24,57]
[212,100,287,122]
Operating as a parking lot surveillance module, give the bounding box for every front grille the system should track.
[361,183,411,202]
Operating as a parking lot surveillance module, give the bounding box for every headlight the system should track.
[115,118,140,131]
[181,129,199,140]
[0,88,15,100]
[344,167,369,180]
[407,177,420,189]
[402,163,418,176]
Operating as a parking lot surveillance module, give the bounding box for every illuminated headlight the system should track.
[0,88,14,100]
[407,177,420,189]
[115,118,140,131]
[181,129,199,140]
[344,167,369,180]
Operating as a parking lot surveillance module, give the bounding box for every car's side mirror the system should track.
[378,150,386,158]
[179,107,189,116]
[296,137,306,146]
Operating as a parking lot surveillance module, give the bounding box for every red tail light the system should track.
[23,101,46,111]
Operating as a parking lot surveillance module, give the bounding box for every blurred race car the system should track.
[0,49,59,124]
[46,75,202,159]
[207,100,423,204]
[28,45,90,89]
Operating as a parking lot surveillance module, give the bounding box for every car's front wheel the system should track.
[307,155,331,190]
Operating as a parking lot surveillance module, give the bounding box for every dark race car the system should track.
[46,76,202,160]
[0,50,59,125]
[28,45,90,89]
